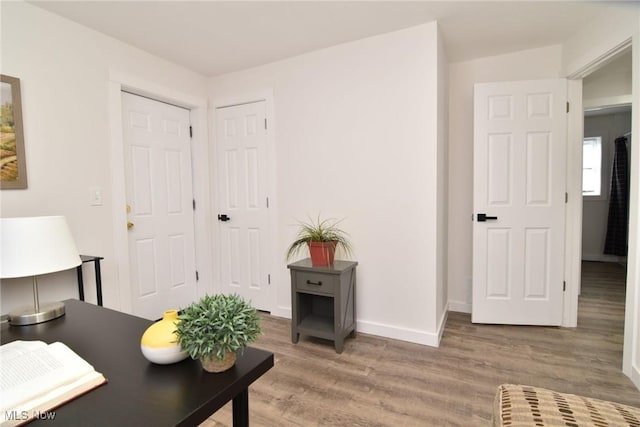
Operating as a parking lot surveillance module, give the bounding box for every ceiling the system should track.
[28,1,637,77]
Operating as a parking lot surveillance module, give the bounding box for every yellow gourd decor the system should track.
[140,310,188,364]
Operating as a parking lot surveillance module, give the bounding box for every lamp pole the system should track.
[32,276,40,313]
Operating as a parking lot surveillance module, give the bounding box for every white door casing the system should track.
[122,92,197,320]
[216,101,271,311]
[472,79,567,325]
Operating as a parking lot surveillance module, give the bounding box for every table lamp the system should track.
[0,216,82,326]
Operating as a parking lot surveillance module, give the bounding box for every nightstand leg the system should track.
[292,331,299,344]
[335,338,344,354]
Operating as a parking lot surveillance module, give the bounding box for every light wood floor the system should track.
[202,261,640,426]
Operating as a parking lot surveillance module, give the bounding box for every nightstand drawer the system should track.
[295,271,335,295]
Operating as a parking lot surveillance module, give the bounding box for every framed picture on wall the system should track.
[1,74,27,189]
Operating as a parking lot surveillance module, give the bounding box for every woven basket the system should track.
[200,352,237,373]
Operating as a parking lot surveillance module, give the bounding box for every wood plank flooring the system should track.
[201,261,640,426]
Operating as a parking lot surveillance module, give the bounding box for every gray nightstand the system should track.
[288,258,357,353]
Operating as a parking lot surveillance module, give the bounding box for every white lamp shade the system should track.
[0,216,81,279]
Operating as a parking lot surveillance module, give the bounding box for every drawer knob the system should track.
[306,280,322,286]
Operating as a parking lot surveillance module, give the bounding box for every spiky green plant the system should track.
[286,215,354,261]
[175,294,261,361]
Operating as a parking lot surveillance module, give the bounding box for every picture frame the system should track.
[1,74,27,189]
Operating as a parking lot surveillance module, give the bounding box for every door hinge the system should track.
[266,197,269,208]
[196,270,199,281]
[268,274,271,285]
[192,199,196,210]
[563,281,566,292]
[565,192,568,203]
[264,118,267,129]
[566,102,570,113]
[189,126,193,138]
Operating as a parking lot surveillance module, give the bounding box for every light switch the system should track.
[89,187,103,206]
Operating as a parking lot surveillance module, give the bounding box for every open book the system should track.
[0,340,106,426]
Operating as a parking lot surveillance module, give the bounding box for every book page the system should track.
[1,372,106,427]
[0,341,99,413]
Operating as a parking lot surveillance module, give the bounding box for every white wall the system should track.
[209,22,446,346]
[0,2,208,314]
[582,111,632,262]
[447,45,563,312]
[562,7,638,78]
[583,52,633,102]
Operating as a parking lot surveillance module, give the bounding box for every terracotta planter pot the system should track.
[308,241,337,266]
[200,351,237,373]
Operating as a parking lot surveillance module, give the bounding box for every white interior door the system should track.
[216,101,271,311]
[122,92,197,320]
[472,79,567,325]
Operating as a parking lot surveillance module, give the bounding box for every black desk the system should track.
[1,300,274,427]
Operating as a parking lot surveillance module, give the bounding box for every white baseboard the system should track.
[270,306,291,319]
[357,319,441,347]
[272,306,447,348]
[448,300,472,313]
[631,364,640,391]
[436,307,448,344]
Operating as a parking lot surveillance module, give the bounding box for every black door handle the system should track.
[477,213,498,222]
[217,214,231,222]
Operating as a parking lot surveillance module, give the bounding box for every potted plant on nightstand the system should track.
[175,294,261,373]
[286,216,354,266]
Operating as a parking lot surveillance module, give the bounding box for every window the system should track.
[582,136,602,197]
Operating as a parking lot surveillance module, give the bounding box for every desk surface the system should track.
[1,299,274,426]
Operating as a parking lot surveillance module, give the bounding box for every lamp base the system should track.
[9,302,66,326]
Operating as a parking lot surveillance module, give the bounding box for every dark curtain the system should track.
[604,136,629,256]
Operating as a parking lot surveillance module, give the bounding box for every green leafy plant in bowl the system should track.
[175,294,261,373]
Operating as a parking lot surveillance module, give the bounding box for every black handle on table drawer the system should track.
[306,280,323,286]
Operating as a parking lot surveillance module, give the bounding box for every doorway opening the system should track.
[579,47,632,363]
